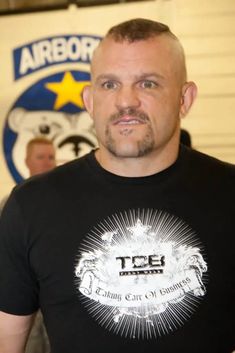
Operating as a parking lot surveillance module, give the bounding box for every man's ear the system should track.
[82,85,93,118]
[180,81,197,118]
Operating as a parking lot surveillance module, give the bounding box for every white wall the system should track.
[173,0,235,162]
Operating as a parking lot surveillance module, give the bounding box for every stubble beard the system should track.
[104,108,155,158]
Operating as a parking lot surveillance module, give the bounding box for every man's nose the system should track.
[115,86,141,110]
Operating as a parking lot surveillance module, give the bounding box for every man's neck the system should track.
[95,144,179,177]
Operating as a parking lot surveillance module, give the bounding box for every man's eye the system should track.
[140,80,157,89]
[102,81,117,90]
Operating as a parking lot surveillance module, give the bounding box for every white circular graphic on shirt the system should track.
[75,209,208,339]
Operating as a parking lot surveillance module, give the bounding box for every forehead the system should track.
[29,143,54,154]
[91,35,183,78]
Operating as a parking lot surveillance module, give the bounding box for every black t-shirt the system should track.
[0,146,234,353]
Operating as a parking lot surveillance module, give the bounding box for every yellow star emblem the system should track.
[45,71,90,110]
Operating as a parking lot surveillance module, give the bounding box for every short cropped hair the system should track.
[106,18,178,43]
[104,18,186,81]
[26,137,54,157]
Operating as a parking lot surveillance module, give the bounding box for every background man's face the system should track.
[26,143,56,176]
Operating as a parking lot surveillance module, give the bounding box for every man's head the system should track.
[106,18,186,80]
[25,137,56,176]
[83,18,197,167]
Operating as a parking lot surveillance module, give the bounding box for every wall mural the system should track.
[3,35,101,182]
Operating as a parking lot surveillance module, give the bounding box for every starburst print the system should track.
[75,209,208,339]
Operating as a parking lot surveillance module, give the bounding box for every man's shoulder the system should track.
[183,146,235,176]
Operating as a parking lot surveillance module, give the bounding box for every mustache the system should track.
[109,108,150,123]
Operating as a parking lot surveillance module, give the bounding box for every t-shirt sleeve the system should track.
[0,191,39,315]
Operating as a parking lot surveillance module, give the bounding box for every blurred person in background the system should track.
[0,137,56,215]
[25,137,56,177]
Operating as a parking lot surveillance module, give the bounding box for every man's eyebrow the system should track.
[95,74,119,84]
[136,72,165,81]
[94,72,165,83]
